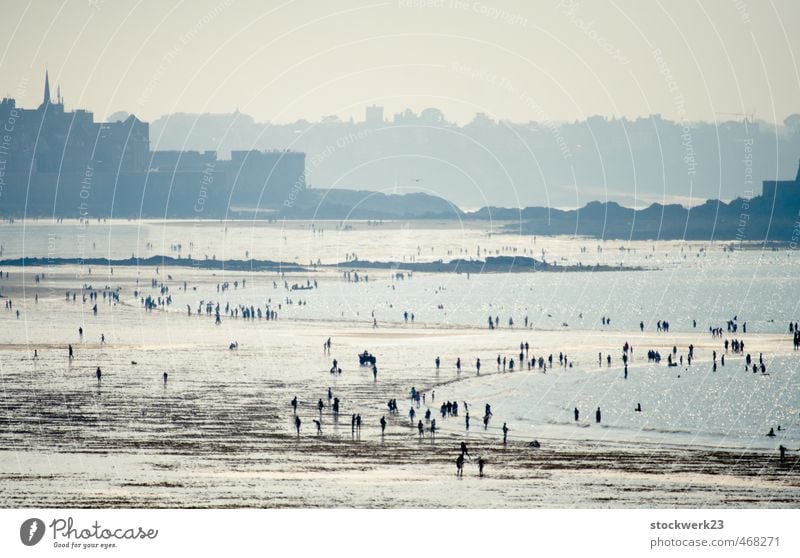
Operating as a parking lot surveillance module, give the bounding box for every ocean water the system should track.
[2,219,799,333]
[0,220,799,507]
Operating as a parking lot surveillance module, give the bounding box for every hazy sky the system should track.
[1,0,798,125]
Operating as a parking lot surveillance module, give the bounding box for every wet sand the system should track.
[3,435,799,508]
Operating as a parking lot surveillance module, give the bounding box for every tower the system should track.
[42,70,51,106]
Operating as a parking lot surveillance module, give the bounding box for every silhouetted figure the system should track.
[595,407,601,423]
[574,407,579,421]
[380,416,386,435]
[767,428,776,437]
[163,371,168,384]
[456,453,464,477]
[635,403,641,412]
[291,396,298,414]
[502,423,509,444]
[779,445,787,461]
[478,457,485,477]
[295,416,301,435]
[460,441,469,456]
[96,367,102,382]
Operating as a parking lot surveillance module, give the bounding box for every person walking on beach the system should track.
[435,356,440,370]
[456,453,464,477]
[380,416,386,435]
[502,423,509,444]
[596,407,602,423]
[465,413,470,431]
[409,407,416,424]
[68,344,74,360]
[96,367,102,382]
[574,407,580,421]
[430,419,437,440]
[418,420,424,439]
[476,358,481,374]
[460,441,469,456]
[478,457,485,477]
[291,396,298,414]
[313,419,322,435]
[163,372,168,385]
[295,416,301,435]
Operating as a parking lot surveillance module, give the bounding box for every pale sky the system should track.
[1,0,798,125]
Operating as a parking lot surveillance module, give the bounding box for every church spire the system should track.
[43,70,51,106]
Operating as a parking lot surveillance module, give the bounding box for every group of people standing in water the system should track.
[20,268,799,477]
[790,322,800,350]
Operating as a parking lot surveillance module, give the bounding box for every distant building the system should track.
[0,71,149,175]
[150,150,218,172]
[0,72,306,218]
[227,150,306,206]
[365,105,384,126]
[393,108,418,124]
[762,160,800,204]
